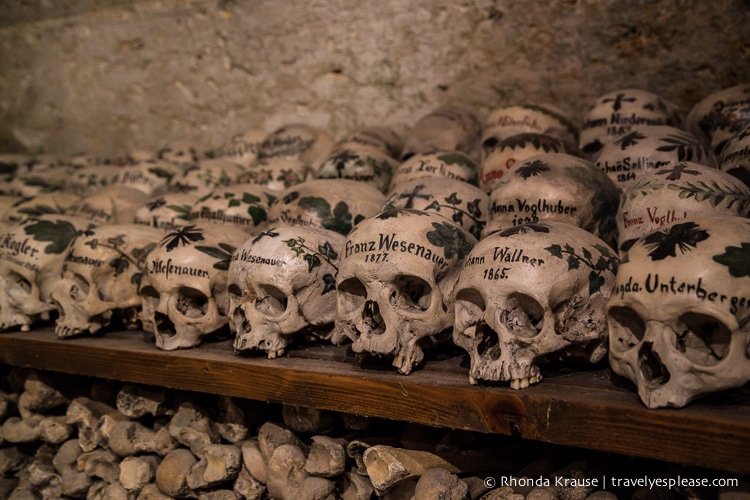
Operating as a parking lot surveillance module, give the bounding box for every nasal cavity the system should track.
[155,312,177,337]
[362,300,386,335]
[477,320,502,361]
[638,342,670,386]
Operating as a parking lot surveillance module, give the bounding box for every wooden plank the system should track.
[0,328,748,474]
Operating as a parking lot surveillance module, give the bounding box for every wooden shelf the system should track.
[1,328,749,475]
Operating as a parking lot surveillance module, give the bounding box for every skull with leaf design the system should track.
[607,215,750,408]
[686,84,750,156]
[134,193,199,233]
[228,226,346,358]
[111,159,183,197]
[139,223,250,350]
[336,209,477,374]
[400,107,482,162]
[49,224,162,337]
[168,159,245,197]
[316,145,400,193]
[453,222,618,388]
[0,215,98,331]
[388,150,480,192]
[190,183,277,234]
[66,186,150,224]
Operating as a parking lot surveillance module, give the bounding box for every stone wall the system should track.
[0,0,747,155]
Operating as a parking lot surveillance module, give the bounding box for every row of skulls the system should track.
[0,84,748,412]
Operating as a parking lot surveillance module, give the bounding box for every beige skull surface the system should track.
[212,128,267,168]
[479,133,568,194]
[111,159,183,197]
[0,196,22,219]
[481,104,579,159]
[0,215,98,331]
[617,162,750,254]
[315,146,400,193]
[332,127,403,159]
[485,153,620,248]
[607,215,750,408]
[384,177,488,241]
[388,150,480,192]
[190,183,277,234]
[595,125,715,193]
[400,107,482,162]
[63,165,123,197]
[49,224,162,338]
[579,88,682,159]
[453,222,618,388]
[66,186,150,224]
[2,192,81,223]
[5,155,65,198]
[258,123,335,172]
[336,209,477,374]
[134,193,199,233]
[168,159,244,197]
[718,122,750,186]
[237,155,314,192]
[157,140,208,167]
[139,224,249,350]
[228,226,346,358]
[686,84,750,156]
[269,179,385,236]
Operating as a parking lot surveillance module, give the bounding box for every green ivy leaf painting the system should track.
[425,221,474,260]
[713,243,750,278]
[23,219,80,254]
[195,242,236,271]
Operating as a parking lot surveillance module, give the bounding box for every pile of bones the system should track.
[0,84,749,416]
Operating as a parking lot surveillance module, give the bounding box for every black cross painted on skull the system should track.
[397,184,432,208]
[603,93,637,111]
[656,163,701,181]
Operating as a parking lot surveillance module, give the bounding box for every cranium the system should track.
[388,150,480,192]
[237,155,314,192]
[332,127,403,159]
[316,146,399,193]
[453,222,618,388]
[111,159,183,197]
[157,140,209,167]
[718,122,750,186]
[336,209,477,374]
[269,179,385,236]
[134,193,199,233]
[139,223,249,350]
[484,153,620,248]
[0,215,98,331]
[607,215,750,408]
[66,186,150,224]
[257,123,335,172]
[168,159,245,197]
[49,224,162,338]
[686,84,750,155]
[228,226,346,358]
[400,107,481,162]
[212,129,267,168]
[617,162,750,254]
[2,192,81,223]
[190,183,277,234]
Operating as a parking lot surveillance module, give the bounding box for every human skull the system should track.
[111,159,183,197]
[63,165,123,197]
[607,215,750,408]
[718,122,750,186]
[66,186,150,224]
[157,140,209,167]
[2,192,81,223]
[332,127,403,159]
[0,154,32,184]
[168,159,244,197]
[139,223,249,350]
[617,162,750,254]
[336,209,477,374]
[134,193,199,232]
[595,125,715,193]
[686,84,750,155]
[388,150,480,192]
[237,156,314,192]
[49,224,162,338]
[579,89,682,158]
[0,215,98,331]
[400,107,482,162]
[258,123,335,172]
[190,183,277,234]
[212,128,267,168]
[228,226,346,358]
[479,133,568,194]
[269,179,385,236]
[384,177,489,240]
[316,146,400,193]
[485,153,620,248]
[481,103,579,159]
[453,222,618,388]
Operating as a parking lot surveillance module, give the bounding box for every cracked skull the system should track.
[607,215,750,408]
[138,223,250,350]
[335,209,477,374]
[453,222,618,388]
[228,226,346,358]
[49,224,162,338]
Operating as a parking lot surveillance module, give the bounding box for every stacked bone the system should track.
[0,84,749,409]
[2,368,745,500]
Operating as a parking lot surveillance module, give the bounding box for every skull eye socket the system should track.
[503,293,544,338]
[676,313,731,366]
[390,275,432,312]
[227,283,243,302]
[254,285,287,318]
[607,306,646,350]
[455,288,486,333]
[176,287,208,318]
[8,271,32,295]
[337,278,367,315]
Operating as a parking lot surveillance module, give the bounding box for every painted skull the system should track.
[257,123,335,172]
[237,156,314,192]
[157,140,209,167]
[228,226,346,358]
[400,107,482,162]
[686,84,750,156]
[168,159,244,197]
[332,127,403,159]
[595,125,715,193]
[139,224,250,350]
[383,177,488,240]
[212,128,267,168]
[316,146,400,193]
[66,186,150,224]
[190,183,277,234]
[49,224,162,338]
[134,193,199,233]
[617,162,750,254]
[484,153,620,248]
[335,209,477,374]
[453,222,618,388]
[2,192,81,223]
[607,215,750,408]
[0,215,98,331]
[268,179,385,236]
[388,150,480,192]
[718,122,750,187]
[111,159,183,197]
